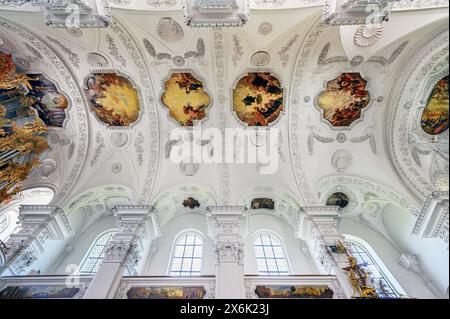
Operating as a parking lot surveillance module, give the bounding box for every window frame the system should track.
[78,229,116,275]
[344,234,406,298]
[253,230,292,277]
[0,213,9,235]
[168,230,204,277]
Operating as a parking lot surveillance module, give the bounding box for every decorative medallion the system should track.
[354,24,384,47]
[331,149,353,173]
[251,198,275,210]
[233,72,284,126]
[111,162,122,174]
[161,73,211,126]
[38,159,57,178]
[326,192,350,209]
[87,52,109,67]
[258,22,273,35]
[157,17,184,43]
[317,73,370,127]
[179,161,200,176]
[183,197,200,209]
[250,51,271,67]
[110,132,129,147]
[85,73,141,126]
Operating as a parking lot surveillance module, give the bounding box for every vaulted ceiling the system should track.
[0,1,448,218]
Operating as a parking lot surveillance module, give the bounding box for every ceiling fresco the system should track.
[233,72,284,126]
[86,73,141,127]
[325,192,350,209]
[316,73,370,127]
[421,75,449,135]
[161,73,210,126]
[0,52,67,204]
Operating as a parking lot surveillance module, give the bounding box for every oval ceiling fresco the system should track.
[1,52,67,204]
[161,73,210,126]
[317,73,370,127]
[86,73,141,126]
[421,75,449,135]
[233,72,284,126]
[325,192,350,209]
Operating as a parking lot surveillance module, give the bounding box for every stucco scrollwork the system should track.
[385,26,449,202]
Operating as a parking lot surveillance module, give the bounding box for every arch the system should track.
[168,230,204,277]
[316,175,419,216]
[78,229,116,275]
[343,234,406,298]
[0,187,54,242]
[384,21,449,201]
[253,230,291,276]
[151,183,217,228]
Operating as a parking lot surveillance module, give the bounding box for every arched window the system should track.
[79,230,115,275]
[254,232,290,276]
[345,235,406,298]
[169,231,203,277]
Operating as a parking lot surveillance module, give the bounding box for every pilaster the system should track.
[82,205,159,299]
[207,206,247,299]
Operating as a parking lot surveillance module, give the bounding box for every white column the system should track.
[296,206,353,298]
[82,205,160,299]
[207,206,247,299]
[0,205,72,276]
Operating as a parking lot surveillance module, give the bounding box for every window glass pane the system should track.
[0,214,8,234]
[79,231,115,275]
[254,233,290,276]
[346,241,401,298]
[170,232,203,277]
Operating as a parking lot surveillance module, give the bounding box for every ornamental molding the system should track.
[183,0,250,27]
[0,18,89,206]
[317,41,408,67]
[212,28,232,205]
[413,191,449,243]
[103,241,133,264]
[316,175,419,216]
[0,0,112,28]
[108,18,160,205]
[289,16,326,205]
[214,240,244,264]
[385,25,449,202]
[323,0,398,26]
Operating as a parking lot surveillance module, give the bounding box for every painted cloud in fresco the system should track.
[86,73,141,127]
[317,73,370,127]
[161,73,211,126]
[233,72,284,126]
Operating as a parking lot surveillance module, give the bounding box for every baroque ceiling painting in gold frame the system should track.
[421,75,449,135]
[86,73,141,127]
[316,73,371,127]
[233,72,284,126]
[161,72,211,126]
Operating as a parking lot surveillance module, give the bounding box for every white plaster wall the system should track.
[243,214,316,275]
[381,204,449,297]
[51,215,116,275]
[143,213,215,276]
[339,217,438,299]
